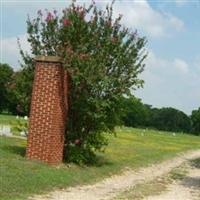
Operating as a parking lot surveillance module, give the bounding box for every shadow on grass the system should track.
[88,156,113,167]
[2,145,26,157]
[2,144,113,167]
[63,154,114,167]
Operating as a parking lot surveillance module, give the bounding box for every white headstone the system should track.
[24,116,28,120]
[20,131,26,137]
[0,125,12,136]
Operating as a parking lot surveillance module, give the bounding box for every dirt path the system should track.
[29,150,200,200]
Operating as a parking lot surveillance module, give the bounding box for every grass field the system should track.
[0,126,200,200]
[0,114,25,125]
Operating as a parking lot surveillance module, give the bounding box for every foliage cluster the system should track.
[191,107,200,134]
[0,64,14,113]
[0,63,34,115]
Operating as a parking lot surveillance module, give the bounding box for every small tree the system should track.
[19,1,147,163]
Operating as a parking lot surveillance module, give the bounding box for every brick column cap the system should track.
[35,56,62,63]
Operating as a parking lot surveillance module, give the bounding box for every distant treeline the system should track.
[121,97,200,136]
[0,63,199,136]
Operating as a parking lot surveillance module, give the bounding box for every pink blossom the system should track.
[74,139,80,145]
[45,12,53,22]
[76,6,80,12]
[80,11,85,20]
[63,19,71,26]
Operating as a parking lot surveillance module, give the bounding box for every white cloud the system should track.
[175,0,188,6]
[197,63,200,72]
[135,50,200,114]
[174,58,189,74]
[194,56,200,72]
[109,0,184,37]
[1,34,30,70]
[2,0,184,38]
[167,14,184,31]
[144,51,189,75]
[83,0,173,37]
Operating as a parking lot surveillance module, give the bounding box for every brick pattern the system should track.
[26,57,68,164]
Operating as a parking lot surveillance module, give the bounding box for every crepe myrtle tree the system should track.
[19,0,147,163]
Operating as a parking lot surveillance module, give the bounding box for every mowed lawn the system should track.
[0,127,200,200]
[0,114,26,125]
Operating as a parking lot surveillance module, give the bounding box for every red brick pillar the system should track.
[26,56,67,164]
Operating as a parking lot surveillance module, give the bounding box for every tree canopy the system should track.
[19,1,147,163]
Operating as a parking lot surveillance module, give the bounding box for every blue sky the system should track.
[1,0,200,114]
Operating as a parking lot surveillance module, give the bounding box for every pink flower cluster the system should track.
[45,12,54,22]
[63,19,71,26]
[74,6,85,20]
